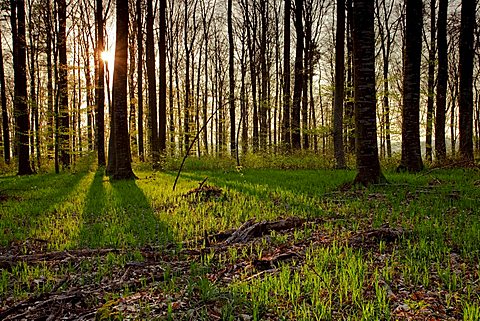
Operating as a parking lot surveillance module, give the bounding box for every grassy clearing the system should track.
[0,157,479,320]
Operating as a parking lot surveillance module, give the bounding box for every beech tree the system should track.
[399,0,423,172]
[111,0,136,179]
[0,30,10,164]
[12,0,33,175]
[352,0,385,185]
[435,0,448,161]
[458,0,475,161]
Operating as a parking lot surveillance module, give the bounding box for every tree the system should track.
[159,0,167,155]
[458,0,475,161]
[282,0,291,149]
[111,0,136,179]
[58,0,70,169]
[435,0,448,161]
[146,0,159,165]
[11,0,33,175]
[425,0,435,162]
[136,0,144,161]
[398,0,423,172]
[291,0,304,150]
[95,0,106,166]
[352,0,385,185]
[228,0,236,156]
[333,0,346,168]
[0,29,10,164]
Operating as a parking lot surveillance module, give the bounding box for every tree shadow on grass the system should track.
[78,169,174,248]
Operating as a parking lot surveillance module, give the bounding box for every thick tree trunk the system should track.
[112,0,135,180]
[333,0,346,168]
[58,0,70,169]
[352,0,384,185]
[458,0,475,161]
[12,0,33,175]
[435,0,448,161]
[399,0,423,172]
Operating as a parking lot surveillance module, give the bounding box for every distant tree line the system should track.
[0,0,478,183]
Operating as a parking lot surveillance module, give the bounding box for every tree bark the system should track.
[112,0,135,179]
[95,0,106,166]
[58,0,70,169]
[0,30,10,164]
[425,0,435,163]
[333,0,346,168]
[292,0,304,150]
[352,0,385,185]
[136,0,144,161]
[158,0,167,156]
[228,0,236,156]
[399,0,423,172]
[12,0,33,175]
[282,0,291,149]
[435,0,448,161]
[458,0,475,161]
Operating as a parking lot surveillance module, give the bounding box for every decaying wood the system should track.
[349,227,404,246]
[225,217,306,244]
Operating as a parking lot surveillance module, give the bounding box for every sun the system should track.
[101,50,114,65]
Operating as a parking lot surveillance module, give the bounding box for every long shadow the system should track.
[0,167,91,245]
[78,170,173,248]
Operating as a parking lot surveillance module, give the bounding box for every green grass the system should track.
[0,156,479,319]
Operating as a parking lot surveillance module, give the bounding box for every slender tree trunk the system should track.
[46,0,54,156]
[0,30,10,163]
[292,0,304,150]
[260,0,268,150]
[399,0,423,172]
[345,0,355,153]
[352,0,385,185]
[228,0,236,156]
[333,0,346,168]
[283,0,291,149]
[425,0,436,162]
[458,0,475,161]
[136,0,144,161]
[95,0,106,166]
[146,0,159,165]
[128,7,137,158]
[435,0,448,161]
[159,0,167,155]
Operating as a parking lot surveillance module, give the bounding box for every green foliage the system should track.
[1,156,479,319]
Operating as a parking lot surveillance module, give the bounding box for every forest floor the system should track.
[0,156,479,320]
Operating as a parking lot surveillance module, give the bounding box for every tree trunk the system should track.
[458,0,475,161]
[283,0,291,149]
[425,0,436,163]
[228,0,236,156]
[12,0,33,175]
[58,0,70,169]
[333,0,346,168]
[112,0,135,180]
[95,0,106,166]
[0,30,10,164]
[260,0,268,150]
[352,0,385,185]
[146,0,159,165]
[136,0,144,161]
[435,0,448,161]
[159,0,167,155]
[399,0,423,172]
[292,0,304,150]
